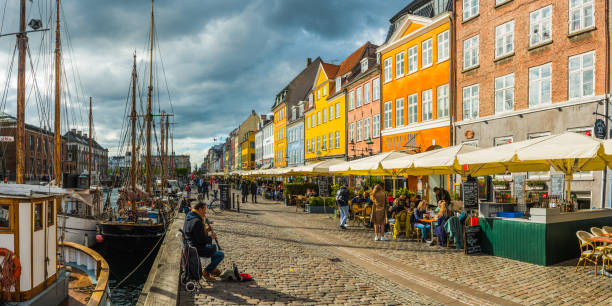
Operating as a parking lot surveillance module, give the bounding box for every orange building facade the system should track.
[378,12,452,154]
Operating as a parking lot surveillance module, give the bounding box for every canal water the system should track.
[93,188,162,306]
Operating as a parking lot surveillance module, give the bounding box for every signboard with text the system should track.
[0,136,14,142]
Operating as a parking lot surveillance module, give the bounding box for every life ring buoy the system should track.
[0,248,21,281]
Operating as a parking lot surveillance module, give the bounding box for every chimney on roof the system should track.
[84,133,88,139]
[306,58,312,67]
[260,114,267,121]
[71,128,76,134]
[77,131,82,136]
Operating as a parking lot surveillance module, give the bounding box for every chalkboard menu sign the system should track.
[462,181,479,210]
[514,175,525,203]
[464,225,482,255]
[550,175,563,198]
[219,184,230,209]
[318,178,329,197]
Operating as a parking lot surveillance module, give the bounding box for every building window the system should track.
[364,117,371,140]
[373,115,380,138]
[329,132,332,149]
[408,94,418,124]
[384,101,392,129]
[317,112,321,125]
[316,137,320,152]
[364,83,371,104]
[530,5,552,47]
[329,106,333,121]
[373,78,380,100]
[335,103,340,118]
[408,45,418,74]
[463,35,479,69]
[323,84,328,97]
[335,131,340,148]
[529,63,552,107]
[306,139,310,153]
[495,21,514,58]
[0,205,10,230]
[311,138,315,152]
[317,89,321,100]
[356,87,363,107]
[34,203,43,231]
[322,135,327,150]
[569,0,594,33]
[323,108,327,123]
[349,91,355,110]
[463,0,479,21]
[384,57,392,82]
[437,84,449,118]
[437,30,449,63]
[422,38,433,68]
[395,98,405,127]
[349,123,355,143]
[463,84,479,120]
[361,58,368,73]
[309,93,313,106]
[569,51,595,99]
[356,120,362,142]
[422,89,433,121]
[307,116,311,129]
[335,77,342,93]
[494,136,513,147]
[495,73,514,113]
[396,52,405,78]
[311,114,315,127]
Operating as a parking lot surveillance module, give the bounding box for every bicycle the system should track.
[206,193,223,214]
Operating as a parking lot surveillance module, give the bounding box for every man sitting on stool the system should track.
[183,201,225,282]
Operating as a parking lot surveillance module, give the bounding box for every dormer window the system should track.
[309,93,313,105]
[335,77,341,93]
[376,53,381,64]
[360,58,368,73]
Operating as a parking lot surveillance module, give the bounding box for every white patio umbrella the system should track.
[381,144,481,175]
[291,159,345,175]
[329,151,410,175]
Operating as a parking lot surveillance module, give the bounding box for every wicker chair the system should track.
[591,227,612,252]
[603,226,612,234]
[602,247,612,279]
[392,210,410,239]
[576,230,603,274]
[355,206,372,227]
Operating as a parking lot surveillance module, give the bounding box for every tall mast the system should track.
[16,0,27,184]
[160,112,165,200]
[171,128,174,179]
[165,115,169,181]
[145,0,154,193]
[54,0,61,186]
[131,54,137,191]
[88,97,92,187]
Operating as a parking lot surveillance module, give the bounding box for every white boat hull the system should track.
[58,215,98,247]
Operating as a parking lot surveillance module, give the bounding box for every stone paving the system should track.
[179,194,612,305]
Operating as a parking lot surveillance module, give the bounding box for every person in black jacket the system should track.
[250,181,257,203]
[434,187,451,206]
[183,202,224,282]
[240,180,249,203]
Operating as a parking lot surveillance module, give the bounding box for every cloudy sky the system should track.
[0,0,407,168]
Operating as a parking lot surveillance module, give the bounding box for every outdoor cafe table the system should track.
[586,236,612,277]
[418,218,437,241]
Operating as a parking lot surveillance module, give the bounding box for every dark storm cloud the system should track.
[6,0,407,165]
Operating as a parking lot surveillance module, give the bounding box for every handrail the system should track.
[60,241,110,306]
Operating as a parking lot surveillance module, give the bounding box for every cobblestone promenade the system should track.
[179,196,612,305]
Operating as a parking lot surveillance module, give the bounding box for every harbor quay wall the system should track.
[137,212,185,306]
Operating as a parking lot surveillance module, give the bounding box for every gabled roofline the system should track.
[377,12,450,55]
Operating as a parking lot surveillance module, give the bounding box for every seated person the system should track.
[433,201,451,246]
[183,202,224,282]
[410,194,422,209]
[413,200,430,242]
[351,193,366,205]
[398,195,407,207]
[389,198,407,217]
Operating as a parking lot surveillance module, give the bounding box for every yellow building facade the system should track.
[304,63,346,161]
[272,101,287,168]
[240,131,256,170]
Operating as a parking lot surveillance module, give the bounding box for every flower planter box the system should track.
[305,204,332,214]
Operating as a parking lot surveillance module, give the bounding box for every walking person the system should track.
[336,184,349,229]
[202,179,209,200]
[241,180,249,203]
[370,184,388,241]
[250,180,257,203]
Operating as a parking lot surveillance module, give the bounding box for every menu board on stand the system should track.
[550,174,564,198]
[462,178,479,211]
[219,183,230,209]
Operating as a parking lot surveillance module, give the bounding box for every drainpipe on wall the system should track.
[604,0,611,208]
[449,2,457,191]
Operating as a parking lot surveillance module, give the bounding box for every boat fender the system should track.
[96,234,104,243]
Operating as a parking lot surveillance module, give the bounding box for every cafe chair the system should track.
[602,247,612,279]
[602,226,612,234]
[392,210,410,239]
[591,227,612,252]
[575,231,603,274]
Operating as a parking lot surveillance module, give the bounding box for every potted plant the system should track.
[492,179,509,190]
[526,180,546,190]
[306,196,327,213]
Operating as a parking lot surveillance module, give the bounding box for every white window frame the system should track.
[364,117,371,140]
[373,78,380,100]
[422,89,433,121]
[463,140,478,147]
[373,115,380,138]
[437,84,449,118]
[364,82,371,104]
[408,45,418,74]
[349,91,355,110]
[356,120,362,142]
[307,116,311,129]
[356,87,363,107]
[408,93,418,124]
[529,62,552,108]
[329,106,333,121]
[317,112,321,125]
[349,123,355,143]
[495,20,514,59]
[384,57,393,83]
[437,30,449,63]
[323,108,327,123]
[361,58,368,73]
[384,101,393,129]
[569,51,595,100]
[311,114,315,127]
[494,73,514,114]
[322,135,327,150]
[335,77,342,93]
[335,131,340,148]
[463,84,479,120]
[329,132,332,150]
[529,5,552,47]
[335,103,340,118]
[317,89,321,100]
[396,52,405,78]
[323,84,328,97]
[422,38,433,68]
[463,0,479,21]
[569,0,595,34]
[395,98,405,127]
[463,35,479,70]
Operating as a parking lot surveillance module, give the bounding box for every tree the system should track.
[175,167,189,177]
